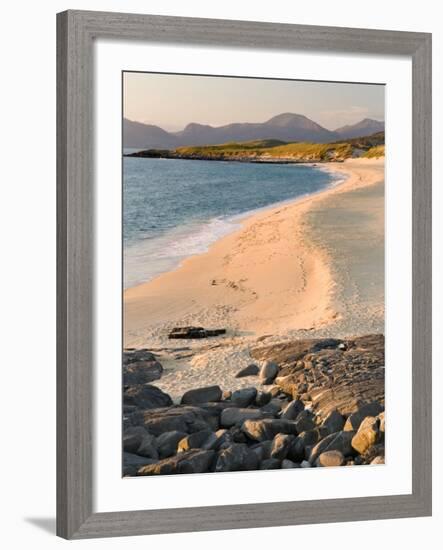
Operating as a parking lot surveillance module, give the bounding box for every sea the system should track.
[123,154,342,288]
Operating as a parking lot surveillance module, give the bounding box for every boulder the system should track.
[294,410,317,433]
[288,429,321,462]
[242,418,298,442]
[280,399,304,420]
[235,364,259,378]
[322,409,345,435]
[309,430,355,463]
[270,433,295,460]
[143,405,215,435]
[181,385,222,405]
[177,429,214,452]
[137,449,215,475]
[156,430,187,458]
[123,426,148,454]
[231,387,257,407]
[201,429,232,451]
[220,407,268,428]
[260,399,283,416]
[123,452,157,476]
[136,433,158,459]
[255,391,272,407]
[316,450,345,467]
[123,360,163,386]
[260,458,281,470]
[123,349,156,365]
[259,361,279,384]
[250,441,273,462]
[124,384,173,410]
[351,416,380,454]
[215,443,259,472]
[344,401,384,431]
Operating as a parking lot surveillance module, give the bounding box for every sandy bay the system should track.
[124,157,384,400]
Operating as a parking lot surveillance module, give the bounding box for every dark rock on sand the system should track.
[235,364,259,378]
[123,360,163,386]
[181,385,222,405]
[137,449,215,475]
[124,384,173,410]
[169,326,226,339]
[259,361,279,384]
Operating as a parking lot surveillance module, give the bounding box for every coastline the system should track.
[124,157,384,401]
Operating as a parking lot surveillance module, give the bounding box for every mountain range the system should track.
[123,113,384,149]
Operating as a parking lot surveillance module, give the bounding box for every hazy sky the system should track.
[123,72,384,132]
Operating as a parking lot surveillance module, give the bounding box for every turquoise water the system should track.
[123,157,341,288]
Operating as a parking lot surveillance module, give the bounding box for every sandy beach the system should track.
[124,158,384,400]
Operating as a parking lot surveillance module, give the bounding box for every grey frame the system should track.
[57,10,432,539]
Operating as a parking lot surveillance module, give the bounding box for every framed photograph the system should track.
[57,10,432,539]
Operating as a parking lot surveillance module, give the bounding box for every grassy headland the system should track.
[126,132,385,163]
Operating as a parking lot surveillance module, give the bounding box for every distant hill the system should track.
[124,112,339,149]
[334,118,385,139]
[124,113,385,149]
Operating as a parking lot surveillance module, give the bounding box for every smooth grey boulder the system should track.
[260,399,283,416]
[280,399,304,420]
[235,364,259,378]
[181,385,222,405]
[288,429,321,462]
[136,433,158,459]
[124,384,173,410]
[259,361,279,384]
[322,409,345,435]
[123,426,148,454]
[255,391,272,407]
[137,450,215,476]
[242,418,298,442]
[231,387,257,407]
[309,430,355,464]
[215,443,259,472]
[156,430,187,458]
[281,459,299,469]
[270,433,295,460]
[294,409,317,433]
[123,453,157,477]
[220,407,268,428]
[250,440,273,462]
[142,405,215,435]
[177,429,214,453]
[201,429,232,451]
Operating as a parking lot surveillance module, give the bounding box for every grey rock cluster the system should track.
[122,335,385,476]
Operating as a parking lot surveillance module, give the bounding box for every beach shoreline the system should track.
[124,157,384,401]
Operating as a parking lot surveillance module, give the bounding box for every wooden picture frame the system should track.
[57,10,432,539]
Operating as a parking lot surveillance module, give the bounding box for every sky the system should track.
[123,72,384,132]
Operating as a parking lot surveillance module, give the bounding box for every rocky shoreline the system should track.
[123,334,385,476]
